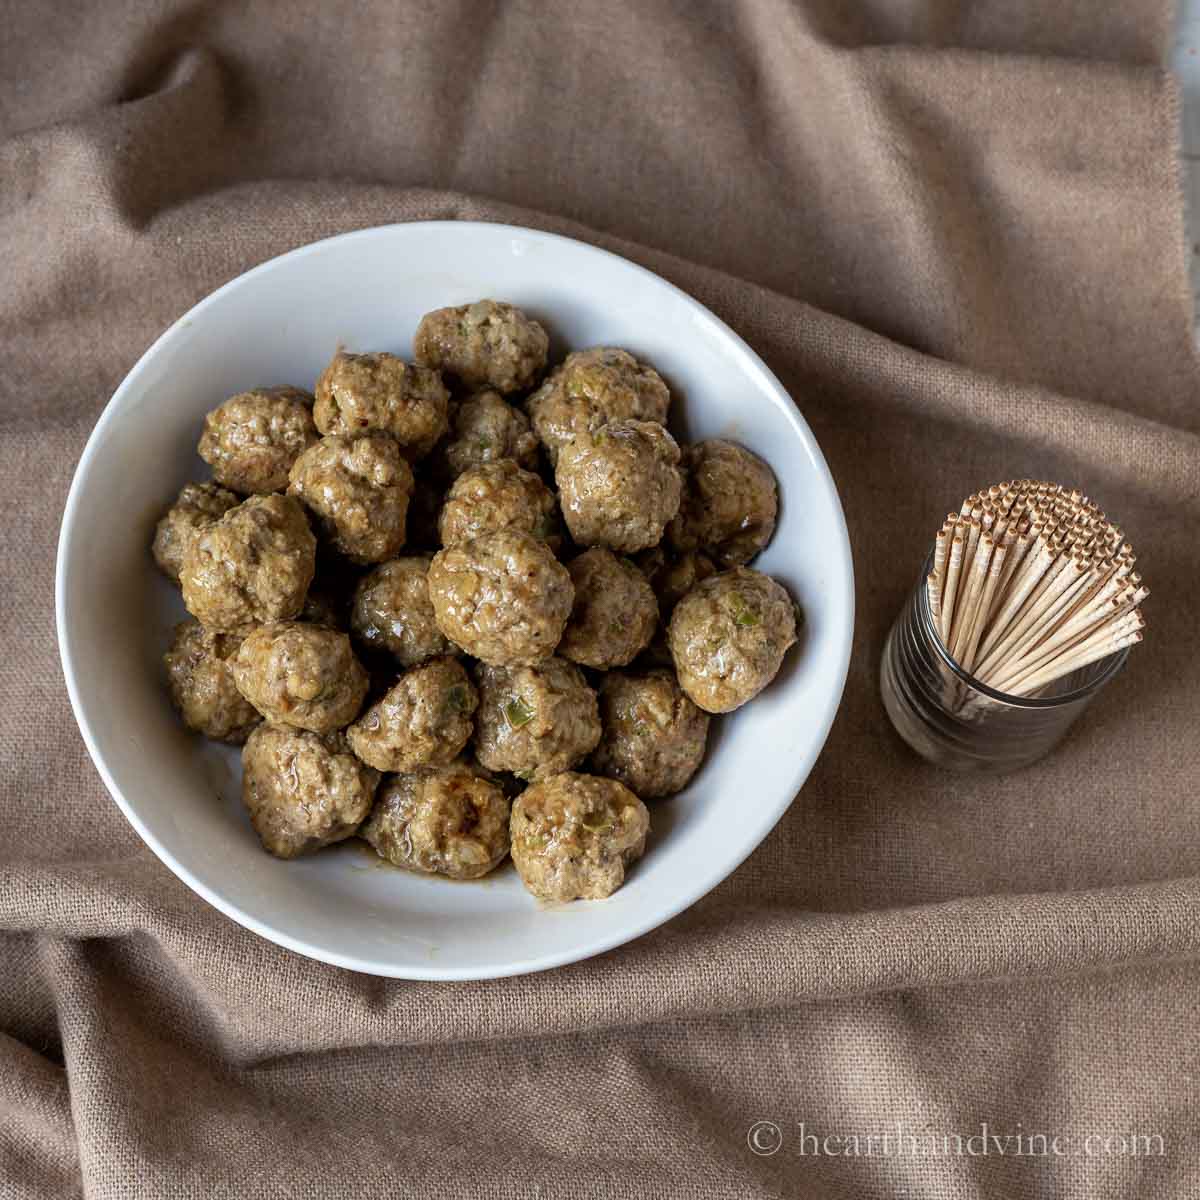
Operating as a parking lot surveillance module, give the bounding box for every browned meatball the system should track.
[152,481,239,583]
[197,386,318,495]
[241,724,379,859]
[180,494,316,632]
[360,763,509,879]
[287,433,414,565]
[510,772,650,902]
[555,420,682,553]
[591,670,709,798]
[558,549,658,669]
[669,439,778,566]
[347,656,476,772]
[163,620,260,744]
[428,530,573,666]
[350,556,453,667]
[437,459,560,550]
[526,347,670,465]
[667,568,797,713]
[230,622,368,733]
[473,658,600,782]
[314,351,449,458]
[438,389,540,482]
[414,300,549,395]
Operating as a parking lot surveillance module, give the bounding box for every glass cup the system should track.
[880,555,1130,773]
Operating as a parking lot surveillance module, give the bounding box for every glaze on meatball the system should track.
[180,494,316,632]
[230,622,368,733]
[510,772,650,902]
[314,351,449,458]
[347,656,477,772]
[473,658,601,782]
[438,459,560,550]
[414,300,549,395]
[152,481,239,583]
[241,724,379,859]
[667,568,797,713]
[438,390,540,481]
[287,433,414,564]
[555,420,682,553]
[197,386,318,495]
[163,620,260,744]
[526,347,670,465]
[669,439,778,566]
[559,549,658,669]
[591,670,709,798]
[360,763,509,879]
[350,556,453,667]
[428,530,573,666]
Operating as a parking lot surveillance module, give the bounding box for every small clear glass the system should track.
[880,555,1130,773]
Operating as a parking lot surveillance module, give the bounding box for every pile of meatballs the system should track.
[152,299,797,903]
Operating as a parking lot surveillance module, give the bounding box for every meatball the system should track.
[414,300,549,395]
[350,556,453,667]
[526,347,670,465]
[180,493,316,632]
[152,481,239,583]
[438,389,540,481]
[667,568,797,713]
[555,420,682,553]
[559,549,658,669]
[510,772,650,902]
[163,620,260,744]
[314,351,449,458]
[591,670,709,798]
[428,530,573,667]
[230,622,368,733]
[473,658,601,782]
[347,656,477,772]
[360,763,509,879]
[638,548,717,617]
[197,386,318,495]
[287,433,414,564]
[241,724,379,859]
[437,459,560,550]
[669,439,778,566]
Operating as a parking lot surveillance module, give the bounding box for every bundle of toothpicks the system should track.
[927,480,1146,700]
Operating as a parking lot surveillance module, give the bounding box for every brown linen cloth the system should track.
[2,2,1199,1196]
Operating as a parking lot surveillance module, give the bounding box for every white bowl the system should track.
[56,222,854,980]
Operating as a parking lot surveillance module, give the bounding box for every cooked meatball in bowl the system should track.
[428,529,573,666]
[510,772,650,902]
[360,762,510,880]
[287,432,414,565]
[179,493,316,632]
[438,389,540,481]
[230,621,369,733]
[669,439,778,567]
[591,669,709,798]
[667,568,798,713]
[198,386,319,495]
[314,351,449,458]
[437,459,560,550]
[350,556,453,667]
[164,620,261,745]
[555,420,682,553]
[559,548,658,669]
[241,724,380,859]
[152,481,239,584]
[473,657,601,781]
[527,347,670,465]
[346,655,477,772]
[414,300,549,395]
